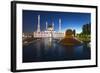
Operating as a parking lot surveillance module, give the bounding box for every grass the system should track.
[76,34,90,43]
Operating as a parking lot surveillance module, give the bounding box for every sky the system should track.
[23,10,91,33]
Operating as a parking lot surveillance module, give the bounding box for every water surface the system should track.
[23,38,91,63]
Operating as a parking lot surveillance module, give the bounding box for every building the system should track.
[33,15,65,38]
[23,32,33,39]
[82,23,91,34]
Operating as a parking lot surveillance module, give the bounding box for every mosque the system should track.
[33,15,65,38]
[23,15,81,46]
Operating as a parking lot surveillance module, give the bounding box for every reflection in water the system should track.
[23,38,90,63]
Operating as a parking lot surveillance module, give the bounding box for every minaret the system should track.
[51,16,54,30]
[46,21,48,30]
[59,18,61,32]
[52,21,54,30]
[37,15,40,32]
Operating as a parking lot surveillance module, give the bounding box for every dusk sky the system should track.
[23,10,91,33]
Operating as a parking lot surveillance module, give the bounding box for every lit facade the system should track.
[33,15,65,38]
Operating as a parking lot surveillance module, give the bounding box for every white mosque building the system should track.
[33,15,65,38]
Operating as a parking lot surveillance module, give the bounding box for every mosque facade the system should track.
[33,15,65,38]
